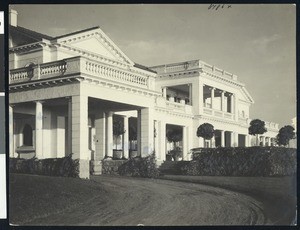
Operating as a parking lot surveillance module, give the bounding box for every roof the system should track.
[54,26,100,39]
[9,25,53,46]
[134,63,157,74]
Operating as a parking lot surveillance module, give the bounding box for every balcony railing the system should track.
[238,116,279,130]
[151,60,201,74]
[10,57,153,90]
[203,107,234,120]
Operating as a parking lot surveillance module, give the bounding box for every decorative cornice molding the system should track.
[202,71,244,87]
[154,107,194,118]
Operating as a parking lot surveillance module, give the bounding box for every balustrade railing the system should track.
[203,107,234,120]
[40,61,67,77]
[151,60,201,74]
[10,57,151,89]
[10,67,32,83]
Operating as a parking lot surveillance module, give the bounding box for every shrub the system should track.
[118,153,160,178]
[9,154,79,177]
[181,147,296,177]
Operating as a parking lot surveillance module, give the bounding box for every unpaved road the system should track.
[27,175,268,226]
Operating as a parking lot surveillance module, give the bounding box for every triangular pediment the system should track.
[55,27,134,65]
[239,86,254,104]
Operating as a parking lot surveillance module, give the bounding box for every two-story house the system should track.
[8,10,279,178]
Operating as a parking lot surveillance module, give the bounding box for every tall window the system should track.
[23,124,33,146]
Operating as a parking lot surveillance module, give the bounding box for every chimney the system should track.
[9,9,18,27]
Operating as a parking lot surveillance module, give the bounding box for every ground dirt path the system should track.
[27,175,267,226]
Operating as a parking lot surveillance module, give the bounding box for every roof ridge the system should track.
[54,26,100,39]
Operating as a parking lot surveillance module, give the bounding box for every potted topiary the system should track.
[113,119,125,159]
[166,129,183,161]
[169,146,183,161]
[129,124,138,158]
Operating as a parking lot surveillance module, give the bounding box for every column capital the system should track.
[107,111,114,117]
[35,100,45,104]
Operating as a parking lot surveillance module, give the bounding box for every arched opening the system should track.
[23,124,33,146]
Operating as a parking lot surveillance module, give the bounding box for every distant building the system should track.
[8,10,279,178]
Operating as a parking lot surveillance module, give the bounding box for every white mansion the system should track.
[9,10,279,178]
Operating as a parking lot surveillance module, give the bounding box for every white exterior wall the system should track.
[15,50,43,68]
[9,25,281,179]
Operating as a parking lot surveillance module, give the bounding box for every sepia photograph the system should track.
[8,4,296,226]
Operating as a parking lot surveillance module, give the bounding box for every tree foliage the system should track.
[166,129,183,144]
[196,123,215,140]
[248,119,267,136]
[248,119,267,146]
[276,125,296,146]
[129,125,137,141]
[113,119,125,137]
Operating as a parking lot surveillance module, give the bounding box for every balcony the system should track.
[155,96,193,114]
[9,57,154,90]
[203,107,234,120]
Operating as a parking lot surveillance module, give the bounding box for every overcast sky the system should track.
[12,4,296,127]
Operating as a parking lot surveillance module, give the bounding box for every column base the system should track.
[90,160,102,175]
[78,159,90,179]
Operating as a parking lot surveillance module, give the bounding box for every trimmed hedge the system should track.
[10,154,79,177]
[181,147,296,177]
[118,154,160,178]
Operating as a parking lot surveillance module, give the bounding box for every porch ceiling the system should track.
[88,97,142,112]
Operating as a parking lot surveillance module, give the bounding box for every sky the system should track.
[11,4,296,128]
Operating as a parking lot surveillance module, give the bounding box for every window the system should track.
[23,124,33,146]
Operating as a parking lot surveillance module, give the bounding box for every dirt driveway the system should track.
[27,175,267,226]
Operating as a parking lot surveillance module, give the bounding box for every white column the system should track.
[211,135,215,148]
[198,82,204,114]
[123,116,129,159]
[35,101,43,159]
[56,116,65,158]
[233,132,239,147]
[137,110,142,156]
[9,105,14,158]
[230,132,235,147]
[157,121,166,161]
[154,120,158,154]
[67,97,72,155]
[95,112,106,161]
[245,135,249,147]
[71,95,89,179]
[221,130,225,147]
[183,126,188,160]
[262,136,266,146]
[106,111,113,158]
[210,87,215,109]
[140,107,154,157]
[248,135,252,147]
[221,91,225,112]
[230,94,234,114]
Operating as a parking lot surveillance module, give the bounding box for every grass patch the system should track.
[9,174,108,225]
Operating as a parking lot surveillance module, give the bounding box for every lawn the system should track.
[9,173,297,225]
[9,174,109,225]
